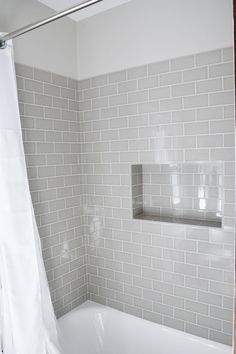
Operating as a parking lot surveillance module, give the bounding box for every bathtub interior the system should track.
[58,301,232,354]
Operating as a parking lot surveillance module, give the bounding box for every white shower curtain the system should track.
[0,40,61,353]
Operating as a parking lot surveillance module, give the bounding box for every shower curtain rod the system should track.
[0,0,102,49]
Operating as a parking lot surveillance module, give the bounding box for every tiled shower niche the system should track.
[132,163,223,228]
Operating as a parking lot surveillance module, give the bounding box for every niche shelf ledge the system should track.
[134,213,222,229]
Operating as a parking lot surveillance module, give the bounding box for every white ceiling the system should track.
[38,0,133,21]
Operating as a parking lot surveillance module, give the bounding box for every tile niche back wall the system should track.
[80,47,235,346]
[16,46,235,346]
[139,162,223,224]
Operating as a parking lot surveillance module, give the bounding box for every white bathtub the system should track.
[58,301,232,354]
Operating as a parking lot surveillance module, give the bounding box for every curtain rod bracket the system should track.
[0,40,6,49]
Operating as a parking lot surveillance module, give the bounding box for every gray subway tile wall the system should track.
[80,47,235,346]
[16,64,87,318]
[16,47,235,346]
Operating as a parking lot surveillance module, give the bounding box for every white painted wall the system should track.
[76,0,234,79]
[0,0,78,78]
[0,0,233,79]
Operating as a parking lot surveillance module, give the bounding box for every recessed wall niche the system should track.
[131,163,223,228]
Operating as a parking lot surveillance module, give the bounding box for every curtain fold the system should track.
[0,40,61,354]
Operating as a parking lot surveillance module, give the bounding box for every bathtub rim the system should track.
[58,300,232,352]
